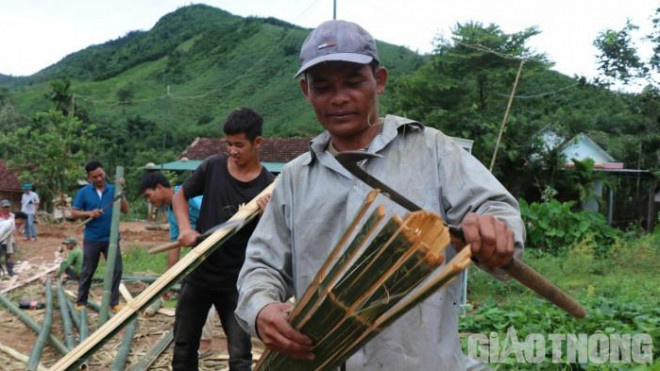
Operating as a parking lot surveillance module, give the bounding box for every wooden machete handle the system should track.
[148,241,181,254]
[501,258,587,318]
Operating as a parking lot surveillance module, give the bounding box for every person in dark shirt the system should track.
[171,107,275,371]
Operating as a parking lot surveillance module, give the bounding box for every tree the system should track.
[594,9,660,170]
[45,79,73,116]
[389,22,550,189]
[0,110,98,211]
[594,9,659,87]
[116,85,134,114]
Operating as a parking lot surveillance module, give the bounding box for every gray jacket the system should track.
[236,115,525,370]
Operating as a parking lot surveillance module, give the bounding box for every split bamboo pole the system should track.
[100,166,124,325]
[0,290,68,355]
[111,318,137,370]
[56,280,76,349]
[49,181,275,370]
[27,278,54,371]
[126,330,173,371]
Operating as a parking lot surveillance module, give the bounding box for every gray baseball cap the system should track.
[0,200,10,207]
[295,20,379,77]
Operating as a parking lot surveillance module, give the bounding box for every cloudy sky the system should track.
[1,0,657,86]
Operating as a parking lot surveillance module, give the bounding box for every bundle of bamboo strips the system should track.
[256,190,472,371]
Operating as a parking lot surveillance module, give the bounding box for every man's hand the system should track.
[256,302,314,361]
[177,229,200,247]
[119,177,126,188]
[88,209,104,219]
[461,213,515,268]
[256,194,271,215]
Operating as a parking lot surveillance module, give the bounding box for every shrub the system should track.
[519,199,621,257]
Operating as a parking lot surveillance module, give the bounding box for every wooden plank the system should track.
[48,181,276,371]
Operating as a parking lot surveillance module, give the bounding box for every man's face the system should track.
[64,243,75,250]
[226,133,260,167]
[88,168,105,188]
[1,207,9,215]
[142,185,165,208]
[14,218,24,228]
[301,62,387,139]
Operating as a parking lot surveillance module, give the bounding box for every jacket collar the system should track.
[304,115,424,166]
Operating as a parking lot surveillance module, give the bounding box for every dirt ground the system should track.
[0,220,264,370]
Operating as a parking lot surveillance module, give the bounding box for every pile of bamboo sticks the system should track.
[256,190,473,371]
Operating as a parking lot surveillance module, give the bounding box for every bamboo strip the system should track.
[288,189,380,321]
[259,204,388,371]
[56,280,76,349]
[125,330,173,371]
[318,247,473,370]
[27,278,53,371]
[0,343,48,371]
[49,181,276,371]
[65,299,81,331]
[259,210,467,371]
[294,213,450,370]
[111,319,137,371]
[293,205,387,329]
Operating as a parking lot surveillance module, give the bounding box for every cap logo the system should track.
[317,41,337,50]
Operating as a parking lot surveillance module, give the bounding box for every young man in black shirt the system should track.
[171,107,275,370]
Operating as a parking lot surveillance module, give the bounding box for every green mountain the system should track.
[3,4,424,144]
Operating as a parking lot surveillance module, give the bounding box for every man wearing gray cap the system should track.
[236,20,524,370]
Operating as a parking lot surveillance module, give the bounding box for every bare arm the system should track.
[70,208,103,219]
[172,188,198,246]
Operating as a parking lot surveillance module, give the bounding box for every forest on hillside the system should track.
[0,4,657,214]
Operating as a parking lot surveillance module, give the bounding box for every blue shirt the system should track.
[167,185,202,241]
[73,183,119,242]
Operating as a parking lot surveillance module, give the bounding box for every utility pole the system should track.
[333,0,337,20]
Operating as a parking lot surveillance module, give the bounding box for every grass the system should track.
[461,229,660,370]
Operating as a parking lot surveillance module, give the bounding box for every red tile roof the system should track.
[0,160,21,191]
[181,137,311,163]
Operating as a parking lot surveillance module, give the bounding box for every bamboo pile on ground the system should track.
[256,190,472,371]
[0,287,68,356]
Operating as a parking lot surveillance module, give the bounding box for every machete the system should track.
[148,219,244,254]
[336,151,586,318]
[79,192,125,227]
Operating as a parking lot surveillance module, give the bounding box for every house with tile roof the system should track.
[144,137,311,173]
[0,160,22,209]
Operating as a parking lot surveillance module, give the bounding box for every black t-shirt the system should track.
[182,155,275,289]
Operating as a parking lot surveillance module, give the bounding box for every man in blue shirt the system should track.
[71,161,129,311]
[139,171,216,356]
